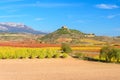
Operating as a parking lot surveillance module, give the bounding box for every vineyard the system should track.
[72,46,101,52]
[0,47,68,59]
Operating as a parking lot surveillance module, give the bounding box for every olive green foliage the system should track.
[0,47,68,59]
[57,28,70,34]
[113,49,120,62]
[61,53,68,58]
[99,46,120,62]
[53,53,61,58]
[61,43,72,53]
[75,53,84,59]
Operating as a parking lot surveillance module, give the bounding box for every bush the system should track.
[61,43,72,53]
[75,53,84,59]
[45,49,53,58]
[29,53,37,59]
[61,53,68,58]
[53,53,60,58]
[38,52,46,59]
[113,49,120,62]
[99,46,120,63]
[38,54,46,59]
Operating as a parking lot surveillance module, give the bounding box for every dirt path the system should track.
[0,57,120,80]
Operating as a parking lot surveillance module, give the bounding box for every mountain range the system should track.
[0,22,45,34]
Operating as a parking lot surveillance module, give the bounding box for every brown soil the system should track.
[0,42,60,47]
[0,57,120,80]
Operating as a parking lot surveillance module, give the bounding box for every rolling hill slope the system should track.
[40,26,97,44]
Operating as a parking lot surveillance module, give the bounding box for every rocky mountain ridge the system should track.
[0,22,45,34]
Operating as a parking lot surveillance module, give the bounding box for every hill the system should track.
[0,33,44,42]
[0,22,45,34]
[40,26,120,45]
[40,26,97,44]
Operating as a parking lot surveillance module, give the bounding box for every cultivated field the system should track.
[0,42,119,80]
[0,58,119,80]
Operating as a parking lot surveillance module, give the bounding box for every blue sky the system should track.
[0,0,120,36]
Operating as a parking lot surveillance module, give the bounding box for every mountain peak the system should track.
[0,22,45,34]
[0,22,25,28]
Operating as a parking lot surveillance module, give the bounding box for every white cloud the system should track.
[107,15,116,19]
[35,3,77,7]
[96,4,119,9]
[35,18,44,21]
[67,15,74,19]
[114,28,120,31]
[0,2,81,10]
[34,1,81,8]
[0,2,82,13]
[107,14,120,19]
[0,15,27,18]
[76,20,85,23]
[0,0,23,3]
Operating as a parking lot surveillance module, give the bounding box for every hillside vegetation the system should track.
[40,26,93,44]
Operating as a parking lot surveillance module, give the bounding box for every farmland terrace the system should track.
[0,42,60,47]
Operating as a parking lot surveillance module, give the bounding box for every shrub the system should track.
[113,49,120,62]
[75,53,84,59]
[38,53,46,59]
[46,52,54,58]
[38,50,46,59]
[53,53,61,58]
[61,53,68,58]
[61,43,72,53]
[29,53,36,59]
[99,46,120,62]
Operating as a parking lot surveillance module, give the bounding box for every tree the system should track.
[100,46,116,62]
[99,46,120,62]
[61,43,72,53]
[114,49,120,62]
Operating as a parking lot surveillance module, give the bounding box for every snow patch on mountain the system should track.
[0,22,45,34]
[0,26,8,31]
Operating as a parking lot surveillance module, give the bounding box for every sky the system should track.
[0,0,120,36]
